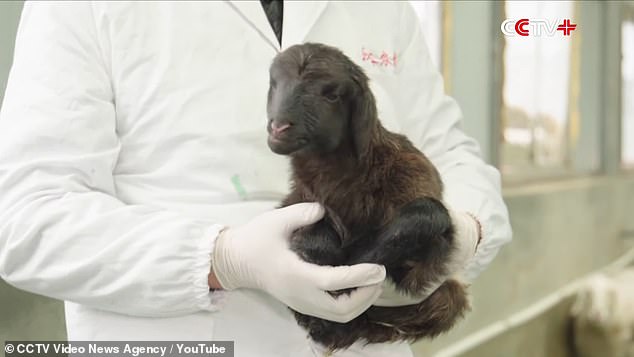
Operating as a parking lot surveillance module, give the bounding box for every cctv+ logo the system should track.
[501,18,577,37]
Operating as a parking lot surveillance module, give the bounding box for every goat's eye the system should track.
[323,93,339,103]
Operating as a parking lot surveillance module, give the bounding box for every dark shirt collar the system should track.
[260,0,283,45]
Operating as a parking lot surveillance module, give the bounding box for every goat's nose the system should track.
[271,121,292,135]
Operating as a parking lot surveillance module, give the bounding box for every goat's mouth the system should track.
[267,133,309,155]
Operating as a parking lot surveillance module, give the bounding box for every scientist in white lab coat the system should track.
[0,1,512,356]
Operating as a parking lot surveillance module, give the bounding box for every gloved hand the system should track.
[212,202,386,323]
[373,209,481,307]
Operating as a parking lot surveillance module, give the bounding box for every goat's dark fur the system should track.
[266,43,470,350]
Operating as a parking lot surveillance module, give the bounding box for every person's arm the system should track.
[0,2,386,322]
[373,4,511,307]
[394,4,512,282]
[0,2,226,317]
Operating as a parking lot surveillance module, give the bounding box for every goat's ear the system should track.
[349,74,376,160]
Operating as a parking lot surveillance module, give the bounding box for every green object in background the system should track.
[231,174,248,200]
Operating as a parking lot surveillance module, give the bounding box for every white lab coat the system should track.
[0,1,512,356]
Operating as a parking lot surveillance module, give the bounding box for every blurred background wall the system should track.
[412,2,634,356]
[1,1,633,356]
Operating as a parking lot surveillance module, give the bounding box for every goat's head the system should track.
[266,43,377,159]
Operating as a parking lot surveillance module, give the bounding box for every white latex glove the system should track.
[212,202,386,323]
[373,209,480,307]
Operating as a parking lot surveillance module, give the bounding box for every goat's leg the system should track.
[288,216,363,350]
[290,218,345,266]
[337,197,469,345]
[348,196,456,294]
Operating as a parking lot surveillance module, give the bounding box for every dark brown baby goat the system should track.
[266,43,469,350]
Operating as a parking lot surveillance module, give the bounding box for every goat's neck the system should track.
[289,124,388,198]
[290,148,361,190]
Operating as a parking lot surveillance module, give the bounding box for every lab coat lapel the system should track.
[281,1,328,49]
[226,0,281,51]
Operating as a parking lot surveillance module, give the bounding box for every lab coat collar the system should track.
[226,0,281,51]
[227,1,329,52]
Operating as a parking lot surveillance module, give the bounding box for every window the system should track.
[622,19,634,168]
[499,1,586,179]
